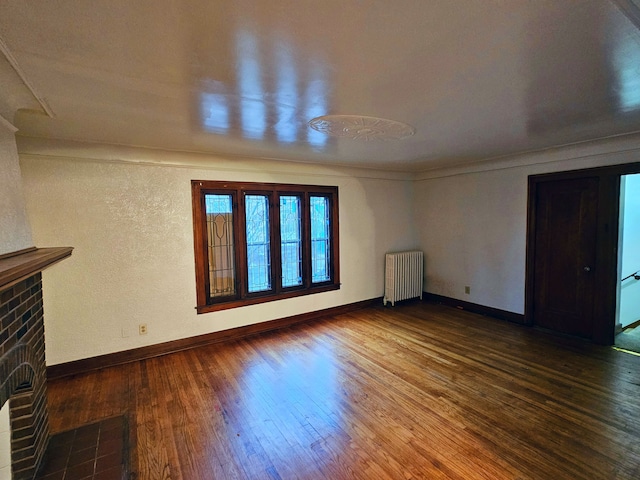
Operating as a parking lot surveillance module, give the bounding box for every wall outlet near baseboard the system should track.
[139,324,148,335]
[464,286,471,295]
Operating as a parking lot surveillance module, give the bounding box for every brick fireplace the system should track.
[0,248,72,479]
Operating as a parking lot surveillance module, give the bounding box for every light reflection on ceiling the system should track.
[611,19,640,113]
[200,93,229,133]
[237,29,266,140]
[274,34,298,144]
[5,1,640,170]
[199,28,327,150]
[305,75,329,149]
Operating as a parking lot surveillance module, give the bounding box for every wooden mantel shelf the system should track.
[0,247,73,292]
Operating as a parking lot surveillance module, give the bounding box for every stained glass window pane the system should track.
[246,195,272,292]
[310,195,331,283]
[280,196,303,287]
[205,194,235,297]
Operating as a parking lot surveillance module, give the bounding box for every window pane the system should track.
[310,195,331,283]
[205,194,236,297]
[246,195,272,292]
[280,196,303,287]
[194,181,339,313]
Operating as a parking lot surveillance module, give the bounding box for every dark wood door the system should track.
[532,177,599,338]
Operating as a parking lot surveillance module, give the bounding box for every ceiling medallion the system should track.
[308,115,415,141]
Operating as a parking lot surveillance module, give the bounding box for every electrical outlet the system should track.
[139,324,147,335]
[464,286,471,295]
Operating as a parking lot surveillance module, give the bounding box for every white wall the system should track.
[414,136,640,314]
[0,123,31,479]
[0,402,10,480]
[0,123,32,255]
[415,167,526,312]
[19,134,640,365]
[20,145,416,365]
[619,174,640,328]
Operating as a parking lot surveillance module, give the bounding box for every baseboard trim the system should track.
[47,297,382,380]
[423,292,526,325]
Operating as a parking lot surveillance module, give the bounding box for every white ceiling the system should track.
[2,0,640,172]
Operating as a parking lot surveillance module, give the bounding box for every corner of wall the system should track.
[0,123,33,255]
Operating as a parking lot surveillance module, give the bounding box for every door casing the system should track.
[531,177,599,339]
[525,162,640,345]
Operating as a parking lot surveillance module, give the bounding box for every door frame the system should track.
[525,161,640,344]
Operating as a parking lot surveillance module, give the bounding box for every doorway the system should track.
[615,173,640,353]
[525,165,630,345]
[531,177,599,339]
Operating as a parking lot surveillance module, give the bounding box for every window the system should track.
[192,181,340,313]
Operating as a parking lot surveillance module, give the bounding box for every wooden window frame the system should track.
[192,180,340,313]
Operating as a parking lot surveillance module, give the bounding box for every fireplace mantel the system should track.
[0,246,72,478]
[0,247,73,291]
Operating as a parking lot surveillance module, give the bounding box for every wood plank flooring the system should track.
[45,302,640,479]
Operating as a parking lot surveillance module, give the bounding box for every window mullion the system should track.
[264,192,275,294]
[301,192,311,288]
[273,192,282,294]
[236,191,248,299]
[269,193,280,295]
[229,191,241,301]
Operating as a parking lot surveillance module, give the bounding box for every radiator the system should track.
[383,251,424,306]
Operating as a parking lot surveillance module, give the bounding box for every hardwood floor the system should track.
[45,302,640,479]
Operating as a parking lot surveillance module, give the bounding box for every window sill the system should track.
[196,283,340,314]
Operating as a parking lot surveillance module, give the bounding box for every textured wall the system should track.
[20,152,416,365]
[415,167,526,313]
[0,125,33,256]
[414,137,640,314]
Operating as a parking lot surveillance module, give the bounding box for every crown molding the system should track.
[413,131,640,180]
[16,135,415,182]
[0,34,55,118]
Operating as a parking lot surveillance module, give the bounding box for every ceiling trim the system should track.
[0,34,55,118]
[15,136,415,182]
[413,132,640,181]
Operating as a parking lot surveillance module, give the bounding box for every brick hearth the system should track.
[0,247,72,479]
